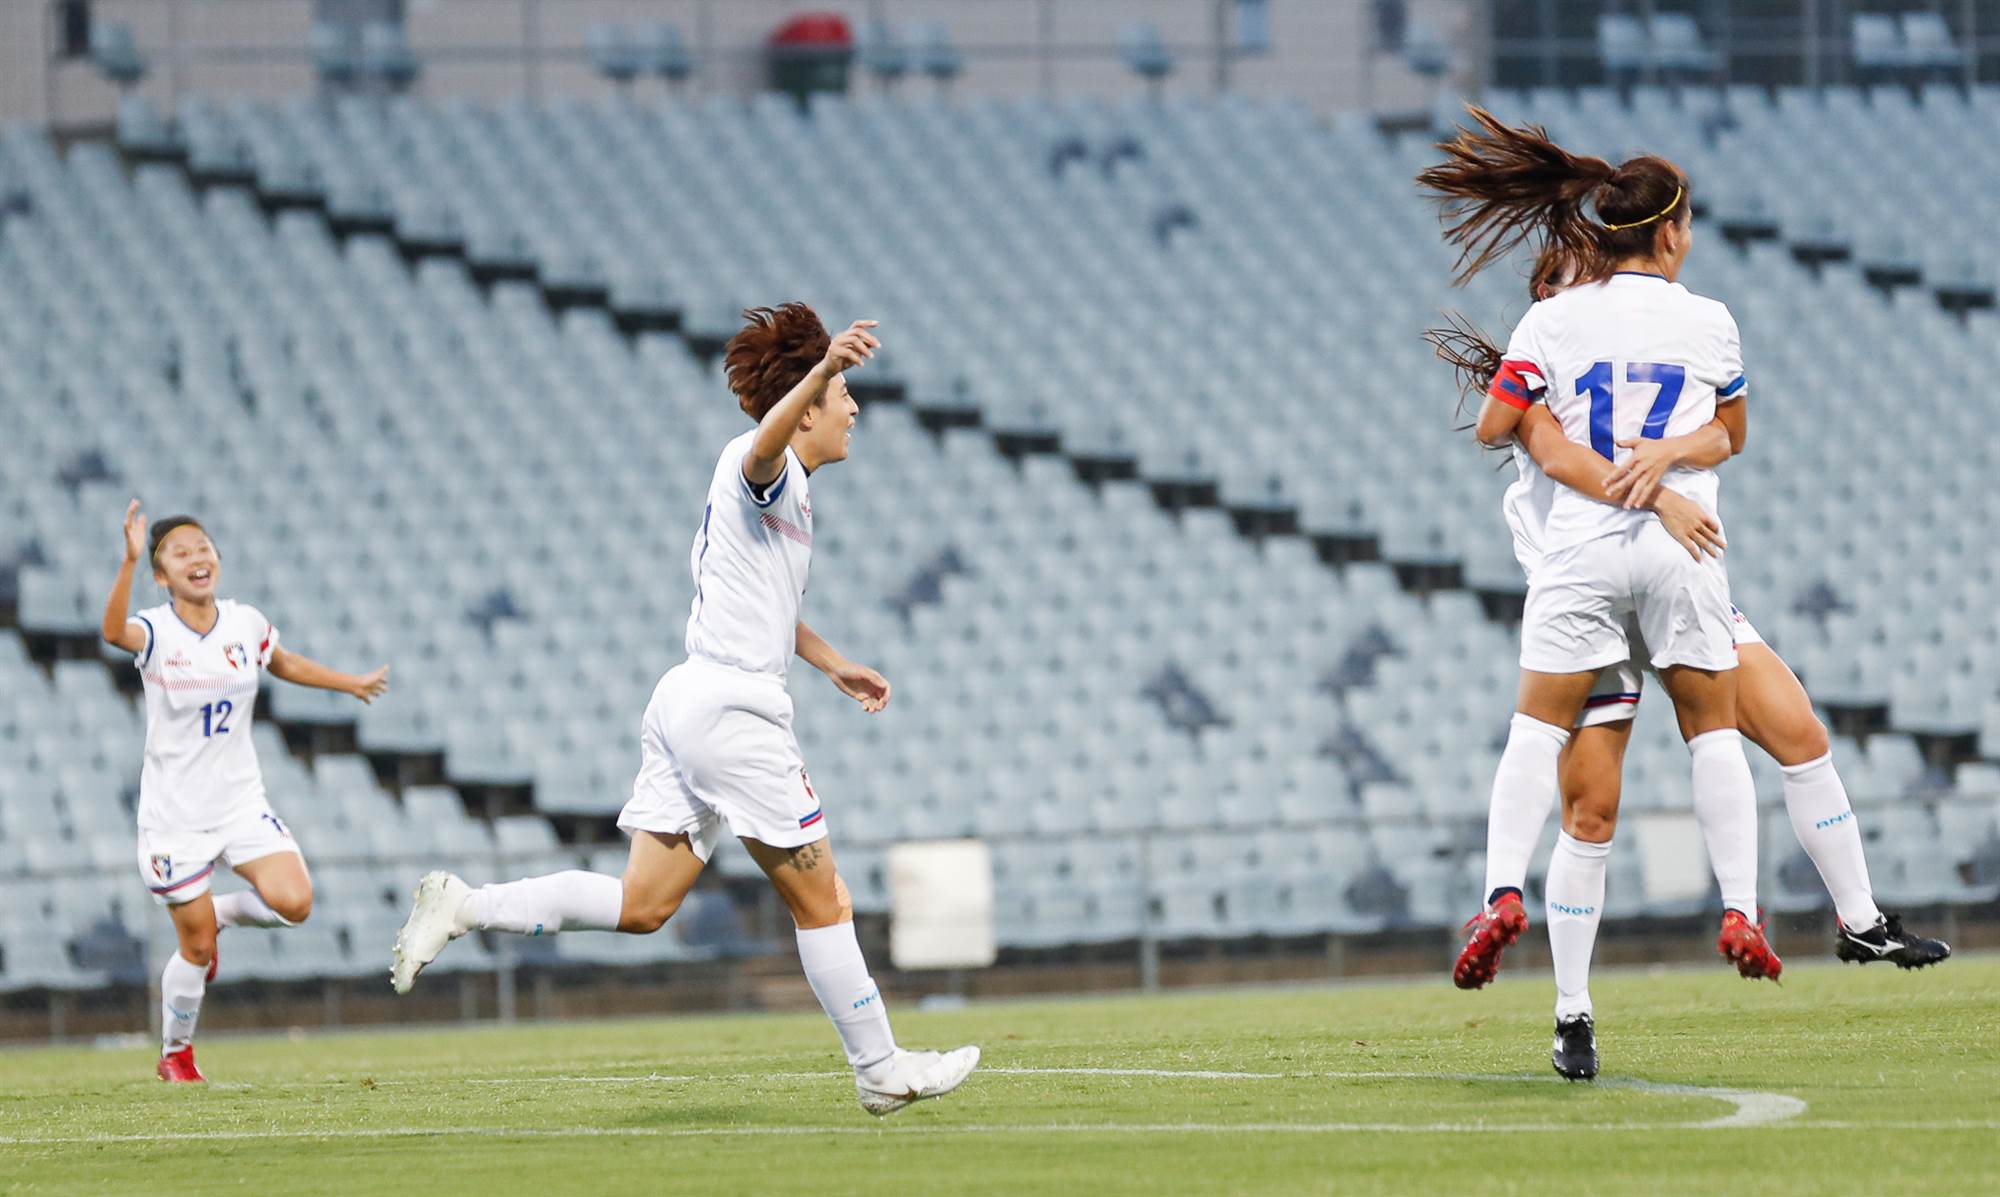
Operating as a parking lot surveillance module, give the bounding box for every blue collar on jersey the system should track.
[170,602,221,639]
[1612,270,1669,282]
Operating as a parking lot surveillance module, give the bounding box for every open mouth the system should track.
[188,567,213,585]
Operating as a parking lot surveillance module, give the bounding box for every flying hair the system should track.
[1416,105,1689,287]
[724,304,832,422]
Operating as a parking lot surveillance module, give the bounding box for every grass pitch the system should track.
[4,955,1997,1196]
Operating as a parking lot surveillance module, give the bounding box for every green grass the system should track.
[4,956,1998,1196]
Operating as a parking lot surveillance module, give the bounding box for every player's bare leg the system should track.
[1735,644,1948,967]
[745,836,979,1116]
[391,832,702,994]
[159,894,218,1082]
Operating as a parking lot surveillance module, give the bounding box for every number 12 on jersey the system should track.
[200,700,233,737]
[1576,360,1686,460]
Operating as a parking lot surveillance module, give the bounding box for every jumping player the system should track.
[100,502,390,1082]
[1419,108,1771,1080]
[1427,288,1950,1082]
[389,306,980,1116]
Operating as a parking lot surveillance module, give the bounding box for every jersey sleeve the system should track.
[128,614,154,668]
[738,449,791,510]
[240,605,281,667]
[1487,307,1551,411]
[1709,305,1747,401]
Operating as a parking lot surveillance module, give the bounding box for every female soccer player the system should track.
[100,502,390,1082]
[390,305,980,1117]
[1430,256,1949,1081]
[1417,108,1768,1079]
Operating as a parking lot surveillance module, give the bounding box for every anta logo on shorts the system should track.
[150,854,173,882]
[223,642,250,670]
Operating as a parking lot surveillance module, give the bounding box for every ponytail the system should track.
[1417,106,1689,287]
[1422,313,1508,445]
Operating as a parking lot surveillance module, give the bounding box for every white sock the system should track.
[214,890,293,929]
[1781,752,1881,929]
[463,871,624,936]
[161,952,206,1052]
[1546,833,1611,1020]
[1482,713,1569,901]
[1689,728,1759,916]
[796,921,897,1074]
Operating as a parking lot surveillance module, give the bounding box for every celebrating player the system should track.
[389,305,980,1117]
[100,502,390,1082]
[1426,266,1951,1081]
[1418,108,1772,1080]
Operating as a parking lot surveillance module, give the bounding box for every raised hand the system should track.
[122,500,147,563]
[350,665,391,705]
[828,659,891,713]
[819,320,879,376]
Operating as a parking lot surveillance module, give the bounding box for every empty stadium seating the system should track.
[3,84,1998,992]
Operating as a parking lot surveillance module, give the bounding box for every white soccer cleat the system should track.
[854,1045,981,1117]
[390,871,472,995]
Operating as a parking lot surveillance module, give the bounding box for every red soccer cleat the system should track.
[1453,892,1529,989]
[157,1045,207,1083]
[1717,909,1783,982]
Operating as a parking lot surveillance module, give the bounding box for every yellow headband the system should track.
[1601,185,1683,232]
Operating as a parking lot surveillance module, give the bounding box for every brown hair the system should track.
[724,303,831,422]
[148,515,208,566]
[1422,253,1570,443]
[1416,105,1689,287]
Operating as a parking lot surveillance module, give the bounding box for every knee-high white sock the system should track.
[214,890,293,929]
[462,871,624,936]
[796,921,897,1073]
[161,952,206,1052]
[1483,713,1569,901]
[1689,728,1759,917]
[1546,833,1611,1020]
[1781,752,1881,929]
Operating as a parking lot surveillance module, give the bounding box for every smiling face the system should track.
[152,523,220,603]
[795,372,860,467]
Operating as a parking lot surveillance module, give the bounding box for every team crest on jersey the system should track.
[150,854,173,882]
[223,642,250,670]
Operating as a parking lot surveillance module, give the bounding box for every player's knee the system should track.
[1565,806,1618,841]
[1775,716,1830,767]
[269,888,312,925]
[619,889,682,934]
[178,928,217,967]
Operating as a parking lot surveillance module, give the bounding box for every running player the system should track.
[1418,108,1770,1079]
[99,502,390,1082]
[389,305,979,1117]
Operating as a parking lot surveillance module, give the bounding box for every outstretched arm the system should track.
[268,648,390,704]
[743,320,879,487]
[796,621,890,713]
[100,500,149,654]
[1518,407,1725,560]
[1603,399,1745,508]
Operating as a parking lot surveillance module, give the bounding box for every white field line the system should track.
[0,1067,1826,1143]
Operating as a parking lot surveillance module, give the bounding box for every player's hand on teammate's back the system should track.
[122,499,147,562]
[1652,490,1725,561]
[350,666,391,704]
[818,320,879,376]
[1604,437,1680,509]
[827,659,891,713]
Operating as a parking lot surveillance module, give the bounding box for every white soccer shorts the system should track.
[1572,607,1767,729]
[1522,519,1738,677]
[137,807,301,906]
[618,659,827,861]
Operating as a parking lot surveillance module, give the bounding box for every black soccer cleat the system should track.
[1835,913,1952,969]
[1551,1015,1598,1082]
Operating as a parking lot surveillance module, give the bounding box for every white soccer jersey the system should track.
[1494,271,1746,556]
[683,429,813,679]
[129,599,278,832]
[1501,441,1559,578]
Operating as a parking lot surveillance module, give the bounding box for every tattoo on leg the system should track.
[788,841,823,871]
